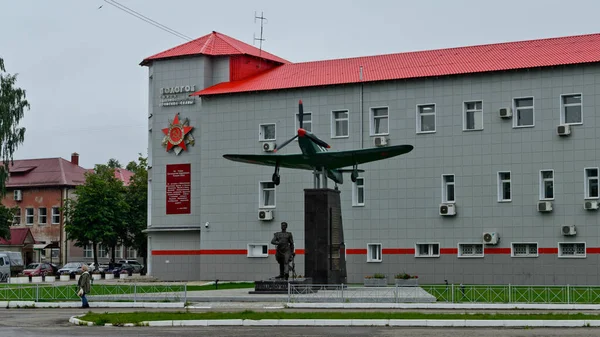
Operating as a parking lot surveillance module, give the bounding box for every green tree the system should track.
[0,205,16,240]
[64,164,128,269]
[125,155,148,269]
[0,57,29,240]
[107,158,122,169]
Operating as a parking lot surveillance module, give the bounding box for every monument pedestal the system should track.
[250,278,313,294]
[304,188,347,285]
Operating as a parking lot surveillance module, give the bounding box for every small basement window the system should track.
[247,244,269,258]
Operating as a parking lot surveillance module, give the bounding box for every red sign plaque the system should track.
[166,164,191,214]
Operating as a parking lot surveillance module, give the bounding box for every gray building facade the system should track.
[144,32,600,285]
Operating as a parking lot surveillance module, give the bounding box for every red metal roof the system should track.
[193,33,600,96]
[7,158,88,188]
[0,228,34,245]
[114,168,134,187]
[141,31,289,65]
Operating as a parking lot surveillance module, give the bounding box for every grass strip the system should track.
[81,310,600,326]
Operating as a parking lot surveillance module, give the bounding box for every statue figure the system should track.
[271,222,295,280]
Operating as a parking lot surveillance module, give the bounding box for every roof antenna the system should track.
[253,11,267,68]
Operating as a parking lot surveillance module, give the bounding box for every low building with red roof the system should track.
[142,31,600,284]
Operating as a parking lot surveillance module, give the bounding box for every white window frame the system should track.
[38,207,47,225]
[352,177,365,207]
[512,96,535,128]
[259,181,276,208]
[295,111,313,133]
[258,123,276,141]
[97,244,109,258]
[463,100,483,131]
[416,103,436,133]
[370,106,389,136]
[51,207,60,224]
[415,243,440,258]
[441,174,455,203]
[126,247,137,259]
[83,244,93,258]
[367,243,382,262]
[511,242,538,258]
[114,245,124,259]
[558,242,586,258]
[247,243,269,258]
[25,208,34,225]
[458,243,484,258]
[584,167,599,199]
[560,93,583,125]
[539,170,554,201]
[331,109,349,138]
[497,171,511,202]
[13,208,21,225]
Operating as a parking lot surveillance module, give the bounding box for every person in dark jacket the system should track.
[77,264,91,308]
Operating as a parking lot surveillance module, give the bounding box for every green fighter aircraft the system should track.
[223,100,414,187]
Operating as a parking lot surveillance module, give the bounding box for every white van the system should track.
[0,253,11,282]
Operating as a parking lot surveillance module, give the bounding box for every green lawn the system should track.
[81,310,600,326]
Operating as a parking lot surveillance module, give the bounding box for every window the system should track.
[458,243,484,258]
[51,207,60,224]
[417,104,436,133]
[585,168,599,199]
[295,111,312,133]
[13,208,21,225]
[497,171,511,202]
[83,244,93,258]
[463,101,483,131]
[331,110,349,138]
[38,207,47,225]
[247,244,269,258]
[370,107,389,135]
[441,174,455,203]
[513,97,534,127]
[559,242,586,258]
[127,247,137,259]
[561,94,582,125]
[512,243,538,257]
[415,243,440,257]
[97,245,109,258]
[259,123,276,141]
[352,177,365,206]
[115,245,123,259]
[367,243,382,262]
[25,208,34,225]
[539,170,554,200]
[259,181,276,208]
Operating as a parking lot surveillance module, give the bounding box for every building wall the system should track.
[148,55,600,284]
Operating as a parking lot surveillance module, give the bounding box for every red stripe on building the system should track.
[484,247,511,254]
[346,249,367,255]
[382,248,415,254]
[587,247,600,254]
[152,249,306,256]
[440,248,458,255]
[538,248,559,254]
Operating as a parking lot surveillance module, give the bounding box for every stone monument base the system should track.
[249,278,314,294]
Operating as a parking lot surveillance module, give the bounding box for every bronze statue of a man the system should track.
[271,221,295,280]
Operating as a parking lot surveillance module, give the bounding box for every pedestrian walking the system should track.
[77,264,91,308]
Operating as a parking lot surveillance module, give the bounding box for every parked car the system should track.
[57,262,87,276]
[117,260,143,273]
[109,263,134,276]
[23,263,55,276]
[0,251,24,276]
[88,262,108,272]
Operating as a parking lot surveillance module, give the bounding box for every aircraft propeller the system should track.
[274,100,331,153]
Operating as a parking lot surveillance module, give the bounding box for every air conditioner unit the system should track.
[562,225,576,236]
[13,190,22,201]
[499,107,512,118]
[262,142,276,152]
[557,124,571,136]
[374,136,388,147]
[439,203,456,216]
[483,232,499,245]
[258,210,273,221]
[584,200,599,210]
[537,201,553,212]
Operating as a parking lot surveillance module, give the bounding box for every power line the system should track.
[102,0,193,41]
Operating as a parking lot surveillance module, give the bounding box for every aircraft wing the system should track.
[223,153,314,170]
[313,144,414,169]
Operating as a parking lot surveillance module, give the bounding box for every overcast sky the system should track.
[1,0,599,168]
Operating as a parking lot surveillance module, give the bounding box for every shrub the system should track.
[365,273,386,279]
[394,272,418,279]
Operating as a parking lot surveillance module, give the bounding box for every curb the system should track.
[68,316,600,327]
[1,301,185,308]
[286,303,600,310]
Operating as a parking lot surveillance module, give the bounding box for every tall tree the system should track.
[107,158,122,169]
[0,57,29,239]
[64,165,128,269]
[125,155,148,270]
[0,205,16,240]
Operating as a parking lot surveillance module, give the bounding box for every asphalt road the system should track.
[2,308,600,337]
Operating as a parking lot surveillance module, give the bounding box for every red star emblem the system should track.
[162,114,194,153]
